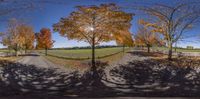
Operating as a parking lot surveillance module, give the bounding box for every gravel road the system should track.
[17,53,58,68]
[0,96,195,99]
[16,52,72,73]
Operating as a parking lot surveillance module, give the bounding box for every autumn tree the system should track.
[53,3,133,78]
[2,19,25,56]
[0,32,3,43]
[36,28,54,56]
[115,31,134,52]
[139,2,200,60]
[135,20,163,53]
[18,24,35,53]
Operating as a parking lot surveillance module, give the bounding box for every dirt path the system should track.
[17,52,64,70]
[18,52,75,73]
[17,52,74,73]
[103,50,151,92]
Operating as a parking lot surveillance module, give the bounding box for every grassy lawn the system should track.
[45,52,126,70]
[0,50,10,53]
[0,56,22,62]
[0,50,22,62]
[152,47,200,52]
[43,47,130,69]
[38,47,128,59]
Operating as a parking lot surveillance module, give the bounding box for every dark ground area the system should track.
[1,52,200,98]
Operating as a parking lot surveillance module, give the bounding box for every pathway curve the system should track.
[17,52,58,68]
[17,52,72,73]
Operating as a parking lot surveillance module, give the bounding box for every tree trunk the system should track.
[15,50,18,57]
[91,36,99,84]
[8,46,11,56]
[91,39,96,73]
[122,45,125,53]
[25,46,27,54]
[15,44,18,57]
[174,42,177,52]
[174,47,176,52]
[147,45,150,53]
[168,42,173,60]
[45,48,48,56]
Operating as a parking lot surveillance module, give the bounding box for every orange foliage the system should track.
[135,19,163,48]
[2,19,35,55]
[18,24,35,50]
[36,28,54,50]
[115,30,134,47]
[53,3,133,46]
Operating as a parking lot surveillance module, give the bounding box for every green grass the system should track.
[0,50,10,53]
[38,47,128,59]
[43,47,129,69]
[152,47,200,52]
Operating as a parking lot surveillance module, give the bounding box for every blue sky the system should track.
[0,0,199,48]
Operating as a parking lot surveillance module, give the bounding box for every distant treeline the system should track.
[172,46,196,50]
[50,45,124,50]
[0,45,128,50]
[0,48,8,50]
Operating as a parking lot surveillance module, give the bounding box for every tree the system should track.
[139,2,200,60]
[18,24,35,53]
[186,46,194,49]
[0,32,4,43]
[2,19,25,56]
[135,20,163,53]
[53,3,133,78]
[2,19,35,56]
[36,28,54,56]
[115,30,134,52]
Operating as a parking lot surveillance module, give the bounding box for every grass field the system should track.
[38,47,128,59]
[0,56,22,61]
[45,51,126,70]
[41,47,130,69]
[152,47,200,52]
[0,50,11,53]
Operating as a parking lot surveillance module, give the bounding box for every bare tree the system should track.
[135,20,163,53]
[139,2,200,60]
[2,19,23,56]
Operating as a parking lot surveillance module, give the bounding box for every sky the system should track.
[0,0,199,48]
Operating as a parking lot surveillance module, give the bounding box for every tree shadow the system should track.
[109,59,200,97]
[0,60,117,98]
[128,51,164,57]
[19,53,40,56]
[0,60,81,97]
[1,59,200,98]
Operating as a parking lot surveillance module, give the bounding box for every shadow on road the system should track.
[128,51,164,57]
[1,58,200,98]
[19,53,40,56]
[0,60,80,97]
[0,60,116,98]
[109,59,200,97]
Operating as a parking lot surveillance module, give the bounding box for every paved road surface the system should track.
[6,51,200,99]
[17,52,73,73]
[17,53,56,68]
[0,96,197,99]
[16,52,66,70]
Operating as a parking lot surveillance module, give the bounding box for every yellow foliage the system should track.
[53,3,133,46]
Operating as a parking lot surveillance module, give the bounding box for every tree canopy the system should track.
[138,2,200,59]
[36,28,54,55]
[53,3,133,82]
[53,3,133,46]
[2,18,35,56]
[135,19,163,52]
